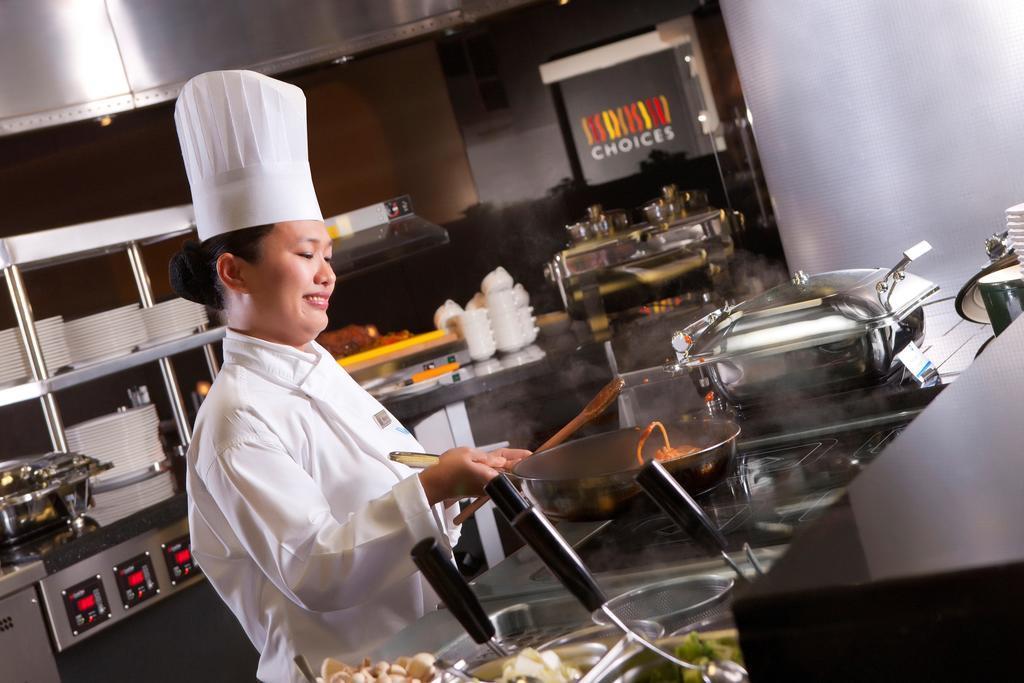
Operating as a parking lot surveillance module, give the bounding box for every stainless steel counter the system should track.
[374,516,781,664]
[373,374,948,666]
[0,560,46,599]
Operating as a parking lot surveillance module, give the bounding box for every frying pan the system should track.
[508,418,740,521]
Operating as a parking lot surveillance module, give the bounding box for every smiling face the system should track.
[218,220,336,350]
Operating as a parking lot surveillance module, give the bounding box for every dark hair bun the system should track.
[169,240,220,309]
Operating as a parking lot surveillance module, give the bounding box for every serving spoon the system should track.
[635,460,764,581]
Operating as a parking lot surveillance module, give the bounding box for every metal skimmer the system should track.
[593,575,734,635]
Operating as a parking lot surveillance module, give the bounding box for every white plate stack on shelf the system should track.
[63,304,147,367]
[1005,202,1024,276]
[66,404,176,526]
[140,298,210,345]
[0,316,72,385]
[88,475,177,527]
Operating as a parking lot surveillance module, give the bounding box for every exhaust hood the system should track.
[327,196,449,278]
[0,0,539,136]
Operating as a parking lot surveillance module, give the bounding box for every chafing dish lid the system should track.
[0,452,98,501]
[679,267,939,363]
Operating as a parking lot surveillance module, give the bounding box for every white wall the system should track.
[721,0,1024,294]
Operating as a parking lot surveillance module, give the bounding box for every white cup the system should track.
[456,309,497,361]
[517,306,538,344]
[490,307,525,352]
[481,266,514,294]
[434,299,464,332]
[485,288,518,311]
[511,283,530,308]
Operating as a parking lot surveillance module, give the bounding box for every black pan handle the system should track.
[635,460,728,555]
[411,538,495,644]
[507,507,607,612]
[483,473,531,520]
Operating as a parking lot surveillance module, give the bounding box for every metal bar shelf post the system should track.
[126,241,193,446]
[2,263,69,451]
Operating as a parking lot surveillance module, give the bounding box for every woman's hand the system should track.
[418,447,531,505]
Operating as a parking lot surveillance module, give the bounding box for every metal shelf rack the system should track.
[0,204,220,453]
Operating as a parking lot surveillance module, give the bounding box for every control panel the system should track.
[113,552,159,609]
[383,195,413,220]
[39,517,203,651]
[62,575,111,636]
[161,535,201,586]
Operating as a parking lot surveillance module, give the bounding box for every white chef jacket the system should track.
[186,330,460,683]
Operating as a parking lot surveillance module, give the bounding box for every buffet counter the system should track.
[372,376,945,668]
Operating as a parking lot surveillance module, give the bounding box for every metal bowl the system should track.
[593,575,734,636]
[431,596,662,670]
[583,629,742,683]
[469,642,609,682]
[510,419,740,521]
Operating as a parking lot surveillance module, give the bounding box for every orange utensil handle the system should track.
[410,362,460,384]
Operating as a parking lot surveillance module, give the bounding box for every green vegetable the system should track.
[635,631,743,683]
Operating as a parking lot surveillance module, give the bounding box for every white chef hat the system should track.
[174,70,323,241]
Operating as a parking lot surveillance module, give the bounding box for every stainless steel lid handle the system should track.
[877,240,932,293]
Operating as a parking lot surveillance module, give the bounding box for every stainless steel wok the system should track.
[509,419,740,522]
[669,241,939,406]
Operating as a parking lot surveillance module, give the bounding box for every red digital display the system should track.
[76,594,96,611]
[127,571,145,587]
[163,535,200,585]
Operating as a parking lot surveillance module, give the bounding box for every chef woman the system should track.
[169,70,529,683]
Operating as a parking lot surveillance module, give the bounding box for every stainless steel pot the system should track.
[668,242,938,406]
[0,452,110,544]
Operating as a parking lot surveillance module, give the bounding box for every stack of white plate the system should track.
[36,316,72,373]
[64,304,147,366]
[140,298,209,345]
[67,404,173,525]
[1005,203,1024,276]
[67,405,165,481]
[0,328,29,385]
[0,316,71,384]
[90,473,177,526]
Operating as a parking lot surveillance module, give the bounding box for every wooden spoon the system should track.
[453,376,625,525]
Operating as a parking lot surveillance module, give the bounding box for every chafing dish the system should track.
[545,207,735,327]
[0,452,110,544]
[565,205,631,245]
[668,242,938,406]
[642,185,710,226]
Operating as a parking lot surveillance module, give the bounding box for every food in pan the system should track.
[639,631,743,683]
[635,421,700,465]
[320,652,436,683]
[317,324,413,358]
[496,647,581,683]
